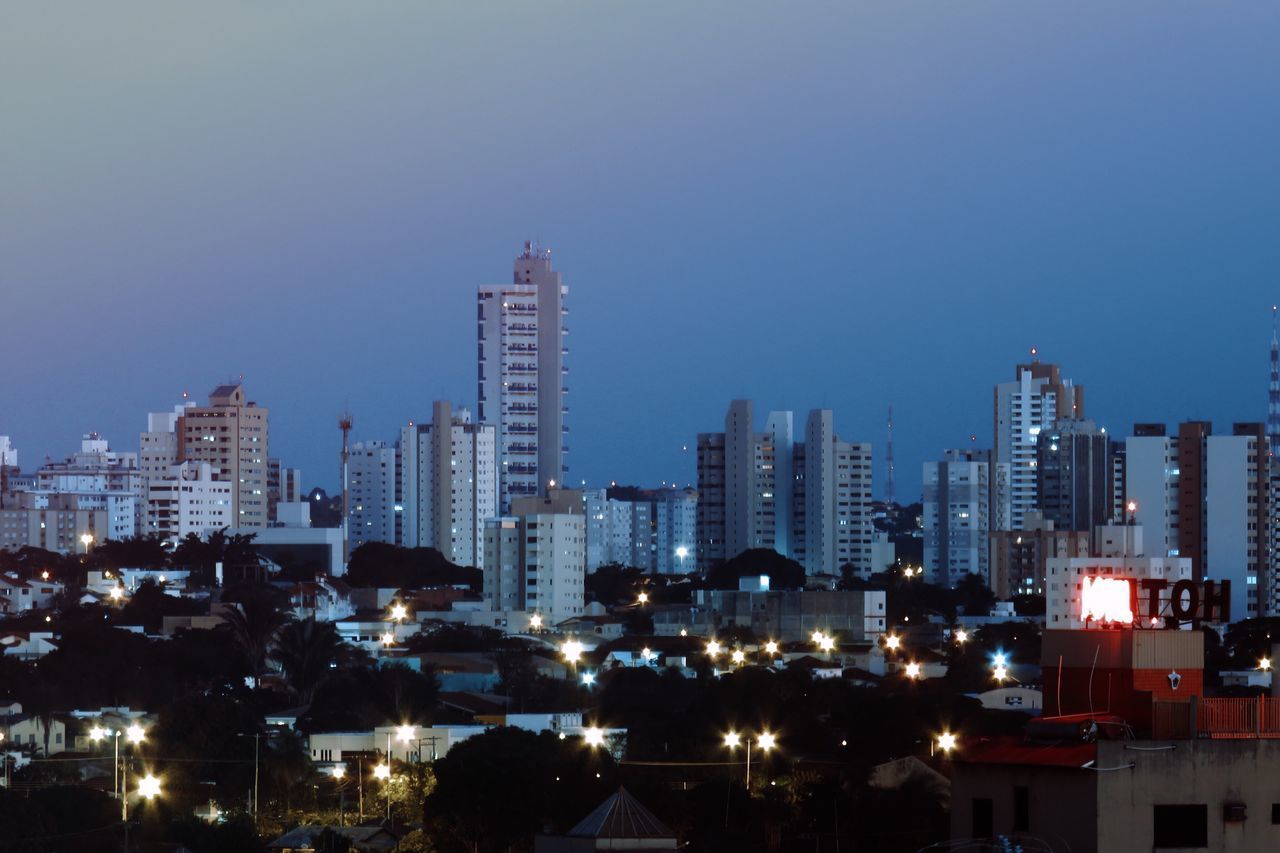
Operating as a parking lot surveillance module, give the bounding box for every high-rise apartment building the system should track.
[146,461,233,542]
[696,401,873,576]
[483,490,585,623]
[477,243,568,510]
[33,434,145,537]
[993,358,1084,531]
[653,487,697,574]
[923,448,991,587]
[583,489,653,571]
[177,384,269,528]
[398,401,498,568]
[1035,419,1116,538]
[267,458,303,524]
[346,441,396,549]
[1123,421,1268,618]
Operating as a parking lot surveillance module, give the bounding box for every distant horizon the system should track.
[5,3,1279,501]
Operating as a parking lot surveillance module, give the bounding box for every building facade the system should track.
[696,401,873,576]
[345,441,397,549]
[477,243,568,510]
[146,461,233,542]
[923,448,991,587]
[993,359,1084,532]
[483,490,585,623]
[398,401,498,568]
[177,383,270,528]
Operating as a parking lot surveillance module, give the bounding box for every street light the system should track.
[80,533,94,552]
[529,613,543,631]
[562,639,584,665]
[373,762,390,780]
[904,662,921,680]
[331,765,346,779]
[637,592,649,605]
[583,727,606,748]
[723,730,776,790]
[1261,657,1273,672]
[731,650,746,666]
[389,603,408,622]
[937,732,958,755]
[380,631,395,647]
[954,629,968,644]
[764,640,779,656]
[706,639,722,658]
[993,664,1009,683]
[137,773,162,800]
[126,724,145,744]
[884,635,901,651]
[109,586,125,604]
[581,671,596,687]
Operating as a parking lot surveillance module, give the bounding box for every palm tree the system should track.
[271,618,357,702]
[223,586,292,680]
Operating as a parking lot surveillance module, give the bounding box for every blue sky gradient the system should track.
[3,2,1279,498]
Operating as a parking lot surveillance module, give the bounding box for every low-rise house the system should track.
[535,787,678,853]
[557,615,627,641]
[0,631,58,659]
[0,573,64,612]
[288,577,355,622]
[1,701,68,756]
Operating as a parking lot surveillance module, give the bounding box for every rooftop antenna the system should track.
[1269,305,1279,458]
[339,412,353,568]
[885,405,896,506]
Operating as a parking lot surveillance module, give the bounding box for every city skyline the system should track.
[5,3,1280,499]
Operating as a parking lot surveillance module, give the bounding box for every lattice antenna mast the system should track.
[339,413,353,567]
[885,404,896,505]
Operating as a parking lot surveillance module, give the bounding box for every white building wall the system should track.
[147,462,233,541]
[483,510,585,623]
[1124,435,1179,557]
[347,441,396,548]
[1205,435,1259,619]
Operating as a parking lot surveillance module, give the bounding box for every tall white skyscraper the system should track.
[398,401,498,568]
[993,358,1083,531]
[477,242,568,511]
[793,409,874,577]
[346,440,397,549]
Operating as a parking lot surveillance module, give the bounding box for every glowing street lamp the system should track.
[640,647,654,663]
[637,592,649,605]
[389,603,408,622]
[562,639,585,665]
[1261,657,1273,672]
[583,727,606,748]
[818,635,836,654]
[937,732,958,754]
[954,629,968,644]
[529,613,543,631]
[373,763,391,781]
[581,671,596,686]
[396,725,415,743]
[993,664,1009,683]
[137,773,162,800]
[380,632,395,648]
[109,586,125,603]
[89,725,107,743]
[724,730,776,790]
[904,662,921,680]
[80,533,94,552]
[764,640,779,656]
[884,635,901,652]
[331,765,346,780]
[126,724,145,744]
[731,649,746,666]
[706,639,722,658]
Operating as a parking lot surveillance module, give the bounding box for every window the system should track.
[1013,786,1029,832]
[972,798,993,838]
[1153,804,1207,849]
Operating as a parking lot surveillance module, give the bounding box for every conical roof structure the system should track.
[567,787,675,839]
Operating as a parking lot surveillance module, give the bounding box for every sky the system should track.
[3,2,1280,499]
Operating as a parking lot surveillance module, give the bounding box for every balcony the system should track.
[1151,696,1280,739]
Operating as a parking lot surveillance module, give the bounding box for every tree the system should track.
[271,618,362,702]
[345,542,481,590]
[705,549,805,590]
[222,584,293,679]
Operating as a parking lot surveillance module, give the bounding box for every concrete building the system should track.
[267,458,303,524]
[477,242,568,511]
[923,448,991,587]
[1123,421,1268,618]
[584,489,654,571]
[653,487,697,574]
[178,383,270,528]
[988,512,1089,599]
[652,588,887,644]
[993,359,1084,532]
[0,492,128,552]
[398,401,498,568]
[697,401,873,576]
[0,437,15,469]
[139,403,194,489]
[483,489,585,623]
[346,440,396,549]
[29,434,145,536]
[1036,419,1116,538]
[146,461,233,542]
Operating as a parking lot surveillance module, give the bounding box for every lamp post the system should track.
[723,730,776,792]
[236,733,261,822]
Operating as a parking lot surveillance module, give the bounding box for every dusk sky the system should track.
[4,2,1280,499]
